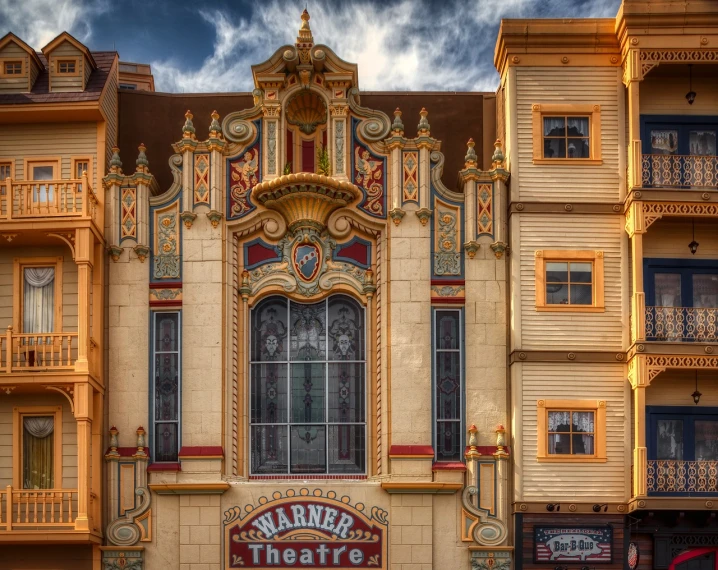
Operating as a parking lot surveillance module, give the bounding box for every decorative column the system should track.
[74,382,93,531]
[328,102,349,181]
[262,104,281,181]
[386,108,406,225]
[627,202,645,343]
[626,48,643,191]
[178,110,199,229]
[490,140,509,258]
[629,356,648,498]
[461,139,480,257]
[207,111,226,227]
[75,227,92,373]
[415,108,433,225]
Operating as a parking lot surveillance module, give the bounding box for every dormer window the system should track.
[3,61,22,75]
[57,60,76,74]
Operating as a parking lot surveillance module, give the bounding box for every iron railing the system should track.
[647,460,718,494]
[642,154,718,188]
[645,306,718,342]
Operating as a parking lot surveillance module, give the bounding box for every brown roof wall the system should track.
[119,90,492,192]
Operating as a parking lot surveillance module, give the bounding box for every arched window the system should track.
[250,295,366,475]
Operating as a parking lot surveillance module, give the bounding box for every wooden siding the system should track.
[520,363,628,500]
[0,122,98,186]
[100,56,118,168]
[515,67,622,202]
[643,219,718,259]
[641,73,718,115]
[647,370,718,407]
[0,42,30,93]
[0,246,78,333]
[0,393,77,489]
[517,214,625,350]
[48,42,83,93]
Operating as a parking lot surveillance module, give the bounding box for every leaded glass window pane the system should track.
[433,309,463,462]
[250,295,365,475]
[152,311,180,462]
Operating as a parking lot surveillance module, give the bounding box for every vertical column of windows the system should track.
[152,311,181,462]
[434,308,463,462]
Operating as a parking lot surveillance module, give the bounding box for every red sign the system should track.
[224,490,388,569]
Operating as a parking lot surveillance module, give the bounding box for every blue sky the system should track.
[0,0,622,93]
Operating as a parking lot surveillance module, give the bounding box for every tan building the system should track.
[496,1,718,569]
[99,10,511,570]
[0,31,117,568]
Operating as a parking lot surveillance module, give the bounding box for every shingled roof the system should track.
[0,50,117,105]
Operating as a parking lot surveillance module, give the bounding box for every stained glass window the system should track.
[434,309,463,462]
[250,295,365,475]
[152,311,180,462]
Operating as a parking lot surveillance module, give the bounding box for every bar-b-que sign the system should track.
[534,526,613,563]
[224,489,388,569]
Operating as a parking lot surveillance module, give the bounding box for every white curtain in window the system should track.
[23,267,55,333]
[567,118,589,136]
[543,118,565,136]
[548,411,570,431]
[24,416,54,438]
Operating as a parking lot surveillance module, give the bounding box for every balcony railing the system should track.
[0,487,78,530]
[642,154,718,188]
[0,329,78,373]
[645,306,718,342]
[647,460,718,494]
[1,178,97,221]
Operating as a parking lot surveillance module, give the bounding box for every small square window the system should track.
[4,61,22,75]
[535,250,604,312]
[73,159,90,179]
[57,60,76,74]
[537,400,606,462]
[532,104,602,165]
[543,116,590,159]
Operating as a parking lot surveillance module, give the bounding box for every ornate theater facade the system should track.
[99,11,510,570]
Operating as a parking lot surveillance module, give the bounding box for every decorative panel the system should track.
[120,186,137,242]
[267,121,277,176]
[227,120,261,220]
[402,151,419,204]
[333,236,371,269]
[193,153,210,207]
[477,183,493,237]
[352,118,386,218]
[433,197,462,277]
[152,200,181,281]
[243,237,282,270]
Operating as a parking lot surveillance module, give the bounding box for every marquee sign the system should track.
[534,526,613,563]
[224,489,388,569]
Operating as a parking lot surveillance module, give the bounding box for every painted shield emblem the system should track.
[292,243,321,282]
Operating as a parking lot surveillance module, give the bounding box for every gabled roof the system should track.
[0,32,44,69]
[41,31,97,70]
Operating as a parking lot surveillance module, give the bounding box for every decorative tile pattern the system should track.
[402,151,419,204]
[227,121,261,219]
[352,119,386,218]
[153,205,180,280]
[477,183,493,237]
[120,186,137,241]
[193,153,210,206]
[267,121,277,175]
[433,200,461,276]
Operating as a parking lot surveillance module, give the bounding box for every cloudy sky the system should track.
[0,0,621,93]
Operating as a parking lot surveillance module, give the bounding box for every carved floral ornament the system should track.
[239,173,379,300]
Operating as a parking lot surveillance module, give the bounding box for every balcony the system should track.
[0,178,98,224]
[0,329,79,374]
[645,306,718,342]
[647,460,718,495]
[0,487,78,531]
[642,154,718,189]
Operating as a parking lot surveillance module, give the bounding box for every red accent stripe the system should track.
[431,297,465,305]
[147,462,181,472]
[431,279,465,286]
[249,475,367,481]
[149,282,181,289]
[433,462,466,471]
[389,444,434,456]
[178,446,224,457]
[150,300,182,307]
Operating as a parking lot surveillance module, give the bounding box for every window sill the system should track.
[432,461,466,471]
[537,456,606,463]
[147,462,181,472]
[536,305,605,313]
[532,158,603,166]
[249,475,367,481]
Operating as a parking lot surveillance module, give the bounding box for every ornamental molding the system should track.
[629,354,718,388]
[461,486,508,547]
[625,201,718,236]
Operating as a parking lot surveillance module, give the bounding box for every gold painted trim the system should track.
[23,157,61,181]
[537,399,607,462]
[148,483,230,495]
[380,482,463,493]
[0,58,25,79]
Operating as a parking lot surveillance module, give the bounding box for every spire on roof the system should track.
[297,9,314,48]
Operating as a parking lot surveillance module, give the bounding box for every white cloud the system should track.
[150,0,621,93]
[0,0,109,48]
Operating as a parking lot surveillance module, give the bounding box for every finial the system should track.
[106,426,120,459]
[417,107,430,134]
[136,143,149,170]
[495,424,508,456]
[110,146,122,172]
[392,108,404,134]
[134,426,147,458]
[465,424,481,459]
[183,110,196,138]
[492,139,505,167]
[301,8,310,27]
[465,138,477,167]
[297,8,314,45]
[209,110,222,136]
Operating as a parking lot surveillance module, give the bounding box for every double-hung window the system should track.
[151,311,181,462]
[250,295,366,475]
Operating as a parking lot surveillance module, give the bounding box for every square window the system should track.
[57,60,76,74]
[537,400,606,462]
[532,104,602,164]
[536,251,604,312]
